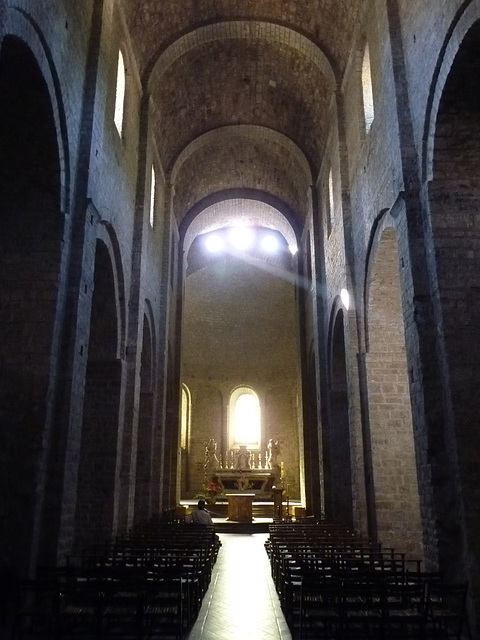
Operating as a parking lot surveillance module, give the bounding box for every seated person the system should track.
[189,499,214,525]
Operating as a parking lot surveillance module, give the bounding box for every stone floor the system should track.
[186,533,292,640]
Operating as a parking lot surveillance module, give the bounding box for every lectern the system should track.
[272,487,284,519]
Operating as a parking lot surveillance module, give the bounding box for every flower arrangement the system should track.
[195,479,221,502]
[206,481,220,498]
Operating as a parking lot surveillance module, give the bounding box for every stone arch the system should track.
[98,221,127,358]
[365,225,423,558]
[6,7,70,211]
[0,33,64,575]
[134,307,156,526]
[423,0,480,181]
[324,304,354,529]
[172,125,312,188]
[181,385,223,501]
[182,195,300,258]
[146,21,336,90]
[75,239,123,551]
[428,16,480,607]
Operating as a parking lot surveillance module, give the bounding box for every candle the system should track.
[281,461,284,478]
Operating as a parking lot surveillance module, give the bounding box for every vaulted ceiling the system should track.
[122,0,366,234]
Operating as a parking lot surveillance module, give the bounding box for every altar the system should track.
[214,469,275,496]
[204,440,282,499]
[226,493,255,523]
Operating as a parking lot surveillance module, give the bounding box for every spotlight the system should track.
[205,234,224,252]
[261,234,278,253]
[229,226,253,251]
[341,288,350,310]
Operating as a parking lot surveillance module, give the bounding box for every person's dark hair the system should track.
[198,499,206,510]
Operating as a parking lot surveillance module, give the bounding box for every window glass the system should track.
[362,44,374,133]
[150,166,156,227]
[114,50,126,135]
[181,384,190,449]
[229,387,260,448]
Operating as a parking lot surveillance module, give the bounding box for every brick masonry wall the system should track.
[366,229,423,559]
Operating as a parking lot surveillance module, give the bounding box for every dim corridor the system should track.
[187,533,291,640]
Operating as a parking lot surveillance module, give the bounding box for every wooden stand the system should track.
[272,487,284,520]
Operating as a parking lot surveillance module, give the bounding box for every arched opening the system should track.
[366,228,423,558]
[0,36,62,574]
[361,42,375,134]
[324,309,353,528]
[179,384,192,494]
[228,387,261,450]
[134,313,154,526]
[114,49,126,136]
[429,18,480,597]
[180,222,302,502]
[75,240,121,551]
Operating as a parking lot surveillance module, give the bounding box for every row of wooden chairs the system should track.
[266,521,470,640]
[298,571,469,639]
[14,522,220,639]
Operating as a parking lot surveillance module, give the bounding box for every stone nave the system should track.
[1,0,480,636]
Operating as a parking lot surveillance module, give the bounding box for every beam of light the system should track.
[227,247,313,291]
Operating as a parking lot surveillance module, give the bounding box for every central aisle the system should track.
[187,533,292,640]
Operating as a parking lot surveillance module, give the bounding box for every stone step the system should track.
[213,520,271,534]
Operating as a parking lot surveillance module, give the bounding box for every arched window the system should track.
[229,387,261,449]
[114,49,126,135]
[181,384,191,450]
[150,165,156,228]
[326,165,334,234]
[361,43,374,133]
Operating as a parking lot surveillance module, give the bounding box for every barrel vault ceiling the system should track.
[122,0,366,233]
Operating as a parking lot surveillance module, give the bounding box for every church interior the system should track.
[1,0,480,637]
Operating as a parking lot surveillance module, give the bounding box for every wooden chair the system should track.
[56,573,104,639]
[299,575,342,640]
[14,575,60,639]
[425,582,470,639]
[341,578,385,639]
[142,574,183,640]
[384,580,426,639]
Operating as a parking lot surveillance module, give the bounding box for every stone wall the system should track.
[181,252,302,500]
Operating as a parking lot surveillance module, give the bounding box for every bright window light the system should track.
[341,288,350,310]
[114,50,126,135]
[149,166,156,227]
[229,386,261,449]
[328,167,334,221]
[362,44,374,133]
[234,393,260,445]
[261,234,278,253]
[229,226,254,251]
[205,234,224,252]
[181,384,190,449]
